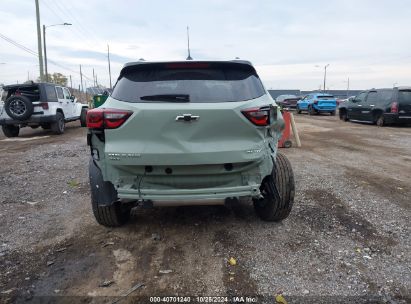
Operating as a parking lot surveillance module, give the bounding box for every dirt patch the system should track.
[343,167,411,210]
[213,230,258,296]
[303,189,398,251]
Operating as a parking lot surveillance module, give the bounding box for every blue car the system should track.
[296,93,337,115]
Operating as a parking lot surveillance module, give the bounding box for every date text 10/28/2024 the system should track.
[149,296,258,303]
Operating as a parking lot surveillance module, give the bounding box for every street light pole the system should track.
[43,23,72,82]
[323,64,330,92]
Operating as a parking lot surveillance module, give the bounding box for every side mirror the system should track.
[70,95,75,101]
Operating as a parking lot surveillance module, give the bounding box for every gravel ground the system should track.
[0,115,409,303]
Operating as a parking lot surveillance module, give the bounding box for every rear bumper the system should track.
[384,113,411,124]
[278,102,297,109]
[100,155,273,202]
[313,105,336,112]
[117,184,261,201]
[0,115,57,125]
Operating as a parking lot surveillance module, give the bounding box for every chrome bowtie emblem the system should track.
[175,114,200,122]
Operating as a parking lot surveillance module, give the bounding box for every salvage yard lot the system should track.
[0,115,410,302]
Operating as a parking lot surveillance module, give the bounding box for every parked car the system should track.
[339,87,411,126]
[336,96,356,106]
[275,94,301,109]
[0,82,88,137]
[296,93,337,115]
[87,60,295,227]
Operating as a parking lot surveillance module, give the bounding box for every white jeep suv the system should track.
[0,82,88,137]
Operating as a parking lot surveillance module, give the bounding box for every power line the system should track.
[41,0,98,51]
[55,1,103,48]
[43,0,105,51]
[0,32,93,82]
[0,33,38,56]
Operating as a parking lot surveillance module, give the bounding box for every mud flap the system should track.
[89,158,118,206]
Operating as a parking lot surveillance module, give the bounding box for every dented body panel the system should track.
[89,60,284,203]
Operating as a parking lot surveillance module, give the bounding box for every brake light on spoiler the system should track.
[241,106,277,126]
[86,108,133,129]
[165,63,210,69]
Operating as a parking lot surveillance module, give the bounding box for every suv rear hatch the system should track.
[103,61,276,167]
[398,89,411,117]
[317,95,336,106]
[0,83,48,120]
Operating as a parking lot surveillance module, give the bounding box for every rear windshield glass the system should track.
[398,90,411,103]
[317,95,334,99]
[111,63,266,103]
[45,85,58,101]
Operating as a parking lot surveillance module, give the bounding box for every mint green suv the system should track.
[87,60,295,227]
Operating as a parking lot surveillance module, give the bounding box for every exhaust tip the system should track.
[224,163,233,171]
[165,168,173,174]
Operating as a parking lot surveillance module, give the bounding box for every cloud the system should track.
[1,0,411,89]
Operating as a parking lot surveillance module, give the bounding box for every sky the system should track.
[0,0,410,90]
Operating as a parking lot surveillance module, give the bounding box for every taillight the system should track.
[241,107,271,126]
[165,63,210,69]
[86,109,132,129]
[36,102,49,110]
[391,102,398,113]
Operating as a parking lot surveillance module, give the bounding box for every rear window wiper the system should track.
[140,94,190,102]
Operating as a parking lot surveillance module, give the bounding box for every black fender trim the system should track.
[89,158,118,206]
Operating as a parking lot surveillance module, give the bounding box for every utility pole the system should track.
[79,64,84,93]
[346,77,350,97]
[69,75,72,88]
[85,81,88,103]
[92,68,95,87]
[35,0,44,81]
[323,64,330,92]
[107,44,112,89]
[95,74,98,86]
[186,26,192,60]
[42,25,48,81]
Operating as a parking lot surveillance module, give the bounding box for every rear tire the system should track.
[308,106,315,116]
[92,200,131,227]
[51,112,65,134]
[2,125,20,138]
[89,159,131,227]
[80,108,87,127]
[339,110,348,121]
[376,114,384,127]
[254,153,295,221]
